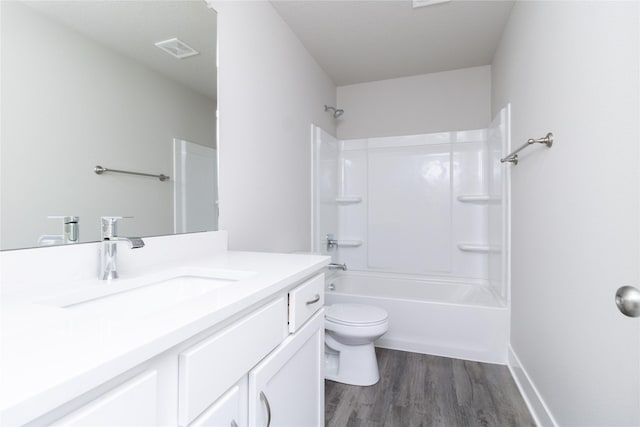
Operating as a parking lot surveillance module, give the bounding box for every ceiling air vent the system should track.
[155,38,199,59]
[412,0,451,8]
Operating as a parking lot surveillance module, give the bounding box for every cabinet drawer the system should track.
[51,371,158,427]
[288,273,324,333]
[178,297,287,426]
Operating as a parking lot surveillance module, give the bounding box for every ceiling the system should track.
[25,1,217,101]
[270,0,514,86]
[23,1,511,95]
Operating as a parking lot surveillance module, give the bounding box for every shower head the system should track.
[324,105,344,119]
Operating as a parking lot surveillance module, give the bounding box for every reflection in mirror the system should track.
[0,1,218,250]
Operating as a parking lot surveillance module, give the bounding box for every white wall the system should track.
[492,2,639,425]
[0,2,216,249]
[336,66,491,140]
[212,0,336,253]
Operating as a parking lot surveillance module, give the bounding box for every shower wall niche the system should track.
[312,107,510,304]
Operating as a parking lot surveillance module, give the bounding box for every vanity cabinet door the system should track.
[50,371,158,427]
[188,377,247,427]
[248,310,324,427]
[178,296,287,426]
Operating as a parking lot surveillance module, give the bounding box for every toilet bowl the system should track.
[324,303,389,386]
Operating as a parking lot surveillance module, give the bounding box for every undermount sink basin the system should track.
[38,269,256,317]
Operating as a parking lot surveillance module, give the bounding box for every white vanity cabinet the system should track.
[191,273,325,427]
[14,272,326,427]
[248,310,324,427]
[48,371,159,427]
[188,378,247,427]
[178,297,288,426]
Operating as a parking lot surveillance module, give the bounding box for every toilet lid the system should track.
[325,303,388,326]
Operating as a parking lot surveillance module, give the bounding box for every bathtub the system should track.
[324,272,509,364]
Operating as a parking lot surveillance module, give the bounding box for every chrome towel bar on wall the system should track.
[94,165,170,182]
[501,132,553,165]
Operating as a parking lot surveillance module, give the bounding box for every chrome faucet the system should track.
[38,216,80,246]
[99,216,145,280]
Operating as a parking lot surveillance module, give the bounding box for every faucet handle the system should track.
[326,233,338,251]
[100,216,133,239]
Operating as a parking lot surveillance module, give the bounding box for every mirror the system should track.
[0,0,218,250]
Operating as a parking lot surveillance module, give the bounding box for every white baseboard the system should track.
[507,345,558,427]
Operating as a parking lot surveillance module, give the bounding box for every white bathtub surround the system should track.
[487,106,511,306]
[312,108,511,364]
[0,231,329,425]
[311,126,340,262]
[314,120,509,294]
[335,129,493,280]
[325,272,508,364]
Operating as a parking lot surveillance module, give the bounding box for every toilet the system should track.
[324,303,389,386]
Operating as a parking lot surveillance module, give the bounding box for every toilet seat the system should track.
[325,303,388,327]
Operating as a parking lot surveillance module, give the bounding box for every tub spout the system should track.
[328,262,347,271]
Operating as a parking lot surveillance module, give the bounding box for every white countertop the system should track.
[0,250,329,425]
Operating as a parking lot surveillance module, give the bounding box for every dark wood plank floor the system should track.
[325,348,535,427]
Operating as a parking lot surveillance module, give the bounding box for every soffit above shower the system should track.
[270,0,514,86]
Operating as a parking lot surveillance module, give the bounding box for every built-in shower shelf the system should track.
[457,194,501,203]
[457,243,501,253]
[336,239,363,247]
[336,196,362,204]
